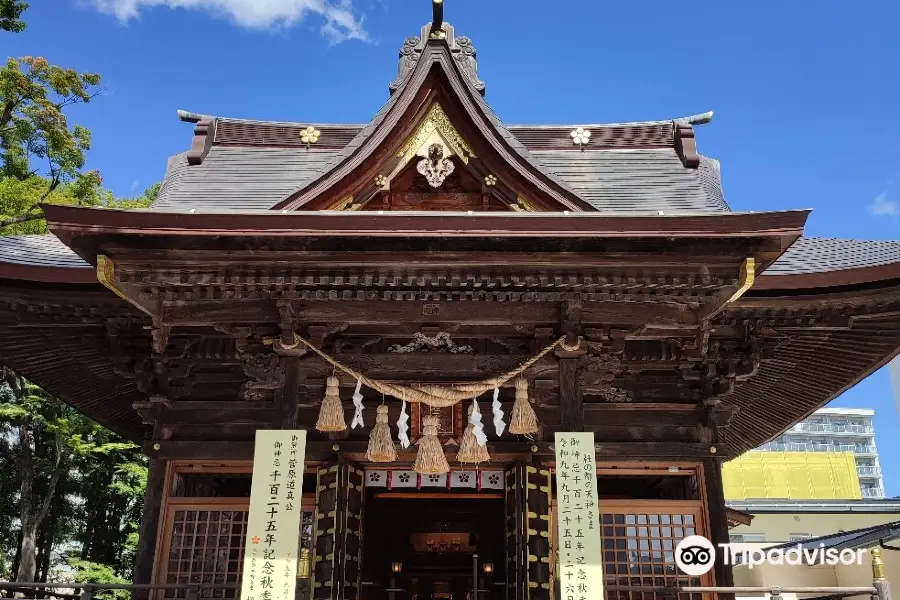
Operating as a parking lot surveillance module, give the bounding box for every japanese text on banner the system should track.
[554,432,604,600]
[240,431,307,600]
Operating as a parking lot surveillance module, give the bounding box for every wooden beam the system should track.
[295,353,558,380]
[163,299,700,328]
[274,356,301,429]
[558,357,584,431]
[144,440,717,460]
[703,458,734,597]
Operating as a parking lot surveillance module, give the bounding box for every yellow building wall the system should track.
[723,452,861,500]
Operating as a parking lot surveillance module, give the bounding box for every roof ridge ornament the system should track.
[389,2,486,96]
[431,0,445,39]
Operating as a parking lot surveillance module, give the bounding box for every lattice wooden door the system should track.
[504,463,526,600]
[524,465,553,600]
[312,461,365,600]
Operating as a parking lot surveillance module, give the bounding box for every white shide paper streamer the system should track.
[397,400,411,449]
[471,399,488,446]
[350,379,365,429]
[491,387,506,436]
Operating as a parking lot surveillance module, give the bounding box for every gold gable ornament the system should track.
[397,103,475,166]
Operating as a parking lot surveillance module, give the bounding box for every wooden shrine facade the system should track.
[2,3,900,599]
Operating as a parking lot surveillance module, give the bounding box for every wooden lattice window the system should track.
[159,502,249,599]
[550,463,714,600]
[600,501,709,600]
[157,501,317,600]
[155,463,317,600]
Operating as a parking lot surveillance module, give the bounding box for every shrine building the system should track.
[2,3,900,600]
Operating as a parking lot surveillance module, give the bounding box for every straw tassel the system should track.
[366,404,397,463]
[509,377,539,435]
[316,376,347,432]
[457,404,490,465]
[413,414,450,475]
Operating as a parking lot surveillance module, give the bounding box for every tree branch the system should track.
[56,89,102,110]
[34,439,66,529]
[0,212,45,228]
[39,174,60,202]
[17,422,34,528]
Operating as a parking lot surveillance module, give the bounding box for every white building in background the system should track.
[755,408,884,499]
[889,356,900,415]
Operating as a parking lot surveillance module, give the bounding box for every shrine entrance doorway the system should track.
[360,478,506,600]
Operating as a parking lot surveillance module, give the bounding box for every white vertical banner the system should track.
[240,430,307,600]
[554,432,604,600]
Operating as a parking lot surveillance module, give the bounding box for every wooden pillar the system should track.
[273,356,300,429]
[133,422,168,600]
[703,458,733,595]
[313,459,364,600]
[557,356,584,432]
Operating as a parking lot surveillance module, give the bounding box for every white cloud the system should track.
[868,191,900,218]
[87,0,369,43]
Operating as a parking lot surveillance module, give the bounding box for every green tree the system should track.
[67,559,131,600]
[0,2,153,581]
[0,0,27,33]
[0,369,145,582]
[0,55,103,230]
[74,426,146,576]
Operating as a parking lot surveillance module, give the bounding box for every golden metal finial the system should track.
[430,0,446,39]
[871,547,886,581]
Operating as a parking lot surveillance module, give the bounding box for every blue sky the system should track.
[6,1,900,492]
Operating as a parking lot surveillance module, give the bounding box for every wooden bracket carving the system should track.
[388,331,473,354]
[578,348,625,398]
[277,299,297,345]
[675,123,700,168]
[726,258,756,304]
[240,353,286,402]
[186,118,216,165]
[97,255,155,316]
[150,315,170,355]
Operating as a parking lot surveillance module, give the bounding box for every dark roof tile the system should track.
[532,151,729,213]
[0,234,88,268]
[152,148,342,211]
[767,237,900,275]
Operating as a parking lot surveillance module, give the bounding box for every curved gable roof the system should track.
[272,39,596,212]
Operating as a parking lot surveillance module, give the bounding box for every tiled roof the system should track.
[150,146,725,214]
[767,237,900,275]
[153,148,343,211]
[533,151,728,213]
[764,521,900,552]
[0,234,89,269]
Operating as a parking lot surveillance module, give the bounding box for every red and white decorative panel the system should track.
[364,469,504,491]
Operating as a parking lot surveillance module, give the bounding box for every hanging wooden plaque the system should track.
[554,432,604,600]
[240,430,308,600]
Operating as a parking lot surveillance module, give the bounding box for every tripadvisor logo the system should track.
[675,535,867,576]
